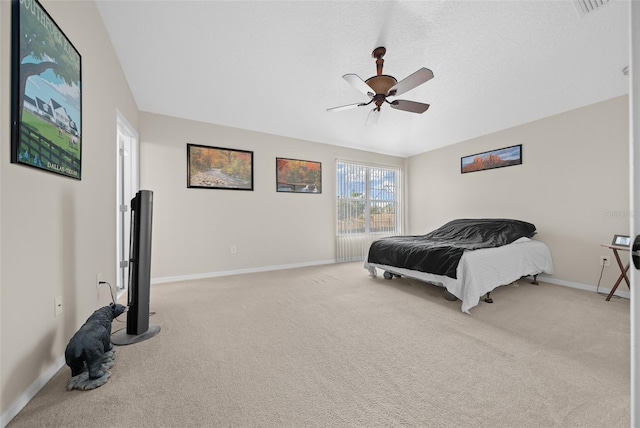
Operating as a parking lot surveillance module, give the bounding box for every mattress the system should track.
[365,219,538,279]
[364,238,553,313]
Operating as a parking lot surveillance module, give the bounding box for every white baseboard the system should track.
[537,274,630,299]
[151,259,338,284]
[1,356,65,428]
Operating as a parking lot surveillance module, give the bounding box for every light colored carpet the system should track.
[8,262,630,427]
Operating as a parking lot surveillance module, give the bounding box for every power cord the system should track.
[97,281,126,334]
[98,280,117,305]
[595,264,626,300]
[98,280,157,335]
[111,310,157,336]
[595,264,605,295]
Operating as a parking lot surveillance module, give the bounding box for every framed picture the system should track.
[11,0,82,179]
[461,144,522,174]
[612,234,630,247]
[187,144,253,190]
[276,158,322,193]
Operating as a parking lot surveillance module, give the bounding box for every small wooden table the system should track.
[601,244,630,301]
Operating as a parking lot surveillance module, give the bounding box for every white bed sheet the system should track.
[364,238,553,313]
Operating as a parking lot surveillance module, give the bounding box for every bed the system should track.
[364,219,554,313]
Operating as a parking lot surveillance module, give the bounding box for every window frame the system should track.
[336,160,402,237]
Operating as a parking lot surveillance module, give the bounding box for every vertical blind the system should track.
[336,160,402,262]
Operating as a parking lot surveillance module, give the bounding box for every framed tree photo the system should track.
[187,144,254,190]
[276,158,322,193]
[11,0,82,179]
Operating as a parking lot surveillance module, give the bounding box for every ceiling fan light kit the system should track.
[365,75,397,96]
[327,46,433,117]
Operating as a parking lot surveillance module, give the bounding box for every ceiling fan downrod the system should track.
[372,46,386,76]
[367,47,397,109]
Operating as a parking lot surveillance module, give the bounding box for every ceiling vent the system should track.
[573,0,612,16]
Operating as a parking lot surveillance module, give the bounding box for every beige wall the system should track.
[407,95,629,288]
[0,0,138,419]
[0,0,630,423]
[139,112,405,280]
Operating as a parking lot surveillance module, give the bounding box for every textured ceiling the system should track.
[96,0,630,157]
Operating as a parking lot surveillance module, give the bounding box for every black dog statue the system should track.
[65,303,127,391]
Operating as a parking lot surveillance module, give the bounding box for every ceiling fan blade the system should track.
[387,68,434,97]
[366,108,380,126]
[389,100,430,114]
[343,74,375,98]
[326,102,368,112]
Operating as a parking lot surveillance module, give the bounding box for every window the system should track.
[336,160,402,236]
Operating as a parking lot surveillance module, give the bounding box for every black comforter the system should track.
[366,218,537,279]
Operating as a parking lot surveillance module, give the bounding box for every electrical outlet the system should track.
[600,256,611,267]
[96,273,103,288]
[231,245,237,254]
[55,295,63,317]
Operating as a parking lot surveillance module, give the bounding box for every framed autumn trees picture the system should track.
[11,0,82,179]
[276,158,322,193]
[187,144,254,190]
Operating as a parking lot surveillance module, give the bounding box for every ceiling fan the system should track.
[327,47,434,122]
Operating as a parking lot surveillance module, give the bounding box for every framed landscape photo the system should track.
[461,144,522,174]
[187,144,254,190]
[11,0,82,179]
[276,158,322,193]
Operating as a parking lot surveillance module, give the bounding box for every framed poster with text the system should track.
[11,0,82,179]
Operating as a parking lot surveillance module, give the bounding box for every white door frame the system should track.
[630,1,639,424]
[116,110,139,294]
